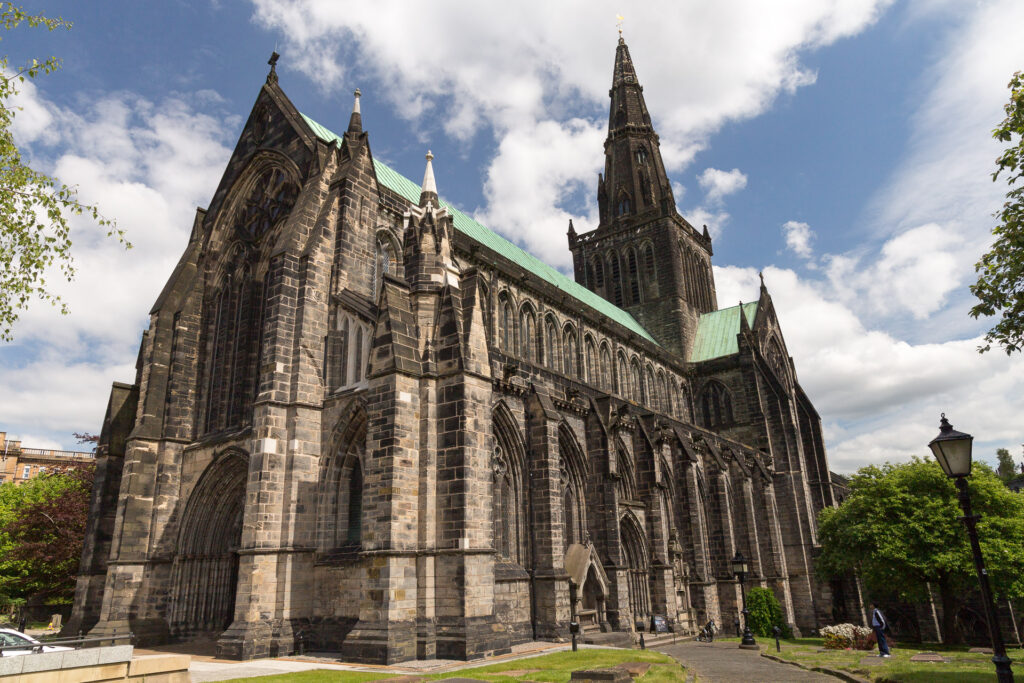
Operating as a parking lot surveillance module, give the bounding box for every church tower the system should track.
[569,36,716,358]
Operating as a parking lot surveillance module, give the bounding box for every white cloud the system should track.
[715,265,1023,473]
[1,83,235,445]
[251,0,893,263]
[698,167,748,204]
[782,220,815,258]
[473,118,605,268]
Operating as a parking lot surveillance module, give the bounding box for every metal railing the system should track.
[0,632,133,656]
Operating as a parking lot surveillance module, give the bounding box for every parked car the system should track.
[0,628,71,656]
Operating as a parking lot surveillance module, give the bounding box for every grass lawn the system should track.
[765,636,1024,682]
[222,649,685,682]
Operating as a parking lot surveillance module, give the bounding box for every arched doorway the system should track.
[168,451,248,639]
[621,515,650,628]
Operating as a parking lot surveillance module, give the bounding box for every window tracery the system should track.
[236,168,298,242]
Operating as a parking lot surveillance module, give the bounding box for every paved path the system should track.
[656,641,834,682]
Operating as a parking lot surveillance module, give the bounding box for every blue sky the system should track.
[1,1,1022,473]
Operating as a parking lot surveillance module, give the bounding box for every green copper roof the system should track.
[301,113,657,345]
[689,302,758,363]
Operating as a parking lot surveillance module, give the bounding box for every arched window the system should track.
[657,371,668,414]
[564,488,578,550]
[610,254,624,307]
[317,411,366,554]
[592,256,605,295]
[544,315,559,372]
[204,251,269,434]
[646,366,656,409]
[601,343,613,391]
[617,352,629,397]
[700,381,733,428]
[520,305,536,361]
[616,446,637,502]
[621,516,651,622]
[668,377,679,418]
[560,425,588,551]
[563,326,577,378]
[631,359,643,403]
[373,235,395,299]
[584,335,597,386]
[642,243,656,299]
[635,146,648,165]
[626,248,640,304]
[493,409,527,566]
[499,294,516,353]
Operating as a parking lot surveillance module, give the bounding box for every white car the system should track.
[0,628,72,656]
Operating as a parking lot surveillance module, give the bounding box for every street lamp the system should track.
[928,414,1014,683]
[731,551,758,649]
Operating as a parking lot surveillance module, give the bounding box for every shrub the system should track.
[746,587,791,638]
[821,623,876,650]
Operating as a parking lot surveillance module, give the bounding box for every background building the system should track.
[0,432,94,484]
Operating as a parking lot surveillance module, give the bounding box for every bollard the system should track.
[773,625,781,652]
[77,630,83,649]
[569,621,580,652]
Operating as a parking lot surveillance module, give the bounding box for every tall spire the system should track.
[347,88,362,133]
[420,150,438,206]
[597,36,675,229]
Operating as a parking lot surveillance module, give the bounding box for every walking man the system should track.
[870,602,891,657]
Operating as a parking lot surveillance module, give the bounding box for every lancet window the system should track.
[700,381,733,429]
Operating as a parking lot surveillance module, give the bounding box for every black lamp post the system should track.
[731,551,758,649]
[929,414,1014,683]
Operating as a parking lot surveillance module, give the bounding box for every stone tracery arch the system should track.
[168,449,249,639]
[493,402,528,565]
[318,403,367,554]
[620,512,651,624]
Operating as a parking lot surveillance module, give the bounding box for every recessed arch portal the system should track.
[168,450,248,639]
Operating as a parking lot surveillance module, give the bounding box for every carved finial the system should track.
[420,150,437,205]
[616,14,624,38]
[567,218,576,237]
[759,271,766,291]
[267,51,280,84]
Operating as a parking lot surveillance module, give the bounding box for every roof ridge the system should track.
[299,112,657,345]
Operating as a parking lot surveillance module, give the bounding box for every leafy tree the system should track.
[0,464,93,604]
[996,447,1016,482]
[0,3,127,342]
[746,586,791,638]
[816,458,1024,644]
[971,71,1024,354]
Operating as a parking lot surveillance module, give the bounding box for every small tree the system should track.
[745,586,790,638]
[816,458,1024,643]
[0,465,93,604]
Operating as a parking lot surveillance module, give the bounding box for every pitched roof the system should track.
[300,113,657,344]
[689,302,758,363]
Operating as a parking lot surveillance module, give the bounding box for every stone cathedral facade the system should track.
[67,39,853,663]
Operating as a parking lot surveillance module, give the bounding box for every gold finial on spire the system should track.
[616,14,624,37]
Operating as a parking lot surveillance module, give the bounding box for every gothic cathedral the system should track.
[68,38,853,663]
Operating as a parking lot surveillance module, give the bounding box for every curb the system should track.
[761,652,870,683]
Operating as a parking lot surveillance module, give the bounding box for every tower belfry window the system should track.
[635,147,647,165]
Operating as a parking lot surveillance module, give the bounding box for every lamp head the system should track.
[731,551,749,577]
[928,413,973,478]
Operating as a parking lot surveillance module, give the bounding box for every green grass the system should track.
[222,649,685,682]
[765,636,1024,682]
